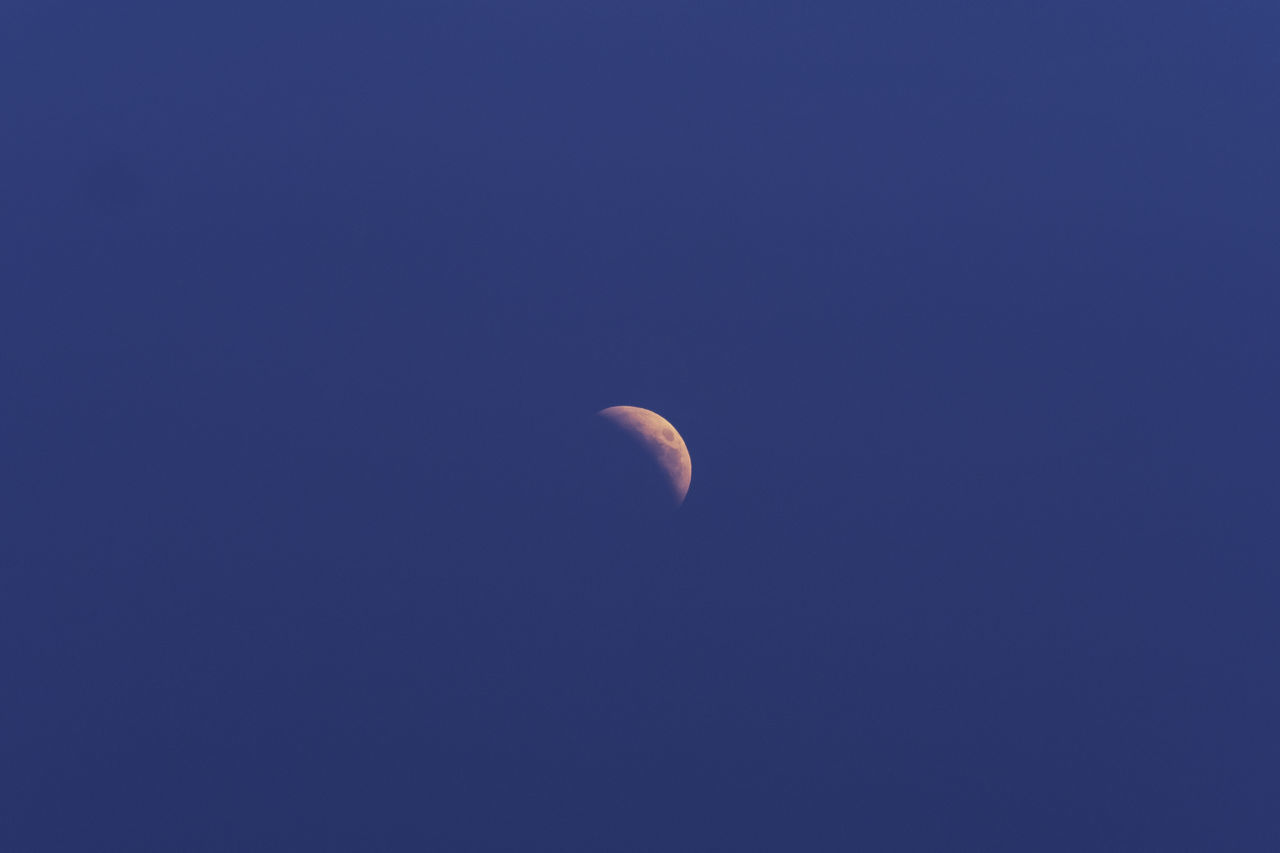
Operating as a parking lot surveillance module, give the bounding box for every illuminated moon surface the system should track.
[596,405,692,507]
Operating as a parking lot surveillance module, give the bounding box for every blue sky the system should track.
[4,2,1278,849]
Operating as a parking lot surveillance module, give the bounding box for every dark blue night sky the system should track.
[5,2,1278,850]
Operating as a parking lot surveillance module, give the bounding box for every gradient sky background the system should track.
[4,2,1278,850]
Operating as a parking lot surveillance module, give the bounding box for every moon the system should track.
[596,406,692,507]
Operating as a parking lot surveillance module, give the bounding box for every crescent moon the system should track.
[596,406,692,507]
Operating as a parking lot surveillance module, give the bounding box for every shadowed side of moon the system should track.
[596,406,692,508]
